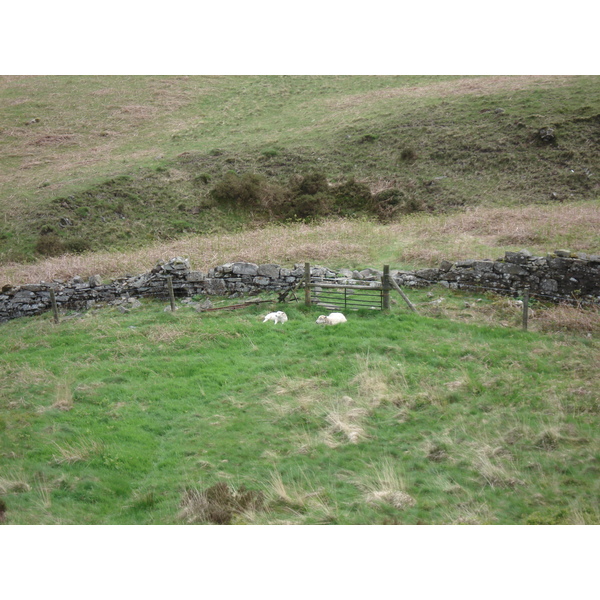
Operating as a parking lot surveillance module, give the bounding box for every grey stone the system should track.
[494,262,528,276]
[186,271,205,282]
[415,269,440,281]
[540,278,559,293]
[505,250,532,264]
[232,262,259,276]
[472,261,494,272]
[359,268,382,280]
[257,264,280,278]
[203,278,227,295]
[253,276,271,286]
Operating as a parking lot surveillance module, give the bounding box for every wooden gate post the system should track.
[522,286,530,331]
[167,276,176,312]
[49,288,59,324]
[382,265,391,310]
[304,262,311,307]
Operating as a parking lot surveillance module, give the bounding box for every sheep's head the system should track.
[316,315,329,324]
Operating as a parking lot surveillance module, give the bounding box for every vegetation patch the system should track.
[179,481,265,524]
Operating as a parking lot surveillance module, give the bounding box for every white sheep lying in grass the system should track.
[316,312,347,325]
[263,311,288,324]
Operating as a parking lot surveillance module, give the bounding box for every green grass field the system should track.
[1,294,598,524]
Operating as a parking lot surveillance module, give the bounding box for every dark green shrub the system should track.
[65,237,92,254]
[331,178,373,212]
[374,188,406,220]
[374,188,424,221]
[400,147,417,162]
[289,171,330,196]
[210,172,266,207]
[193,173,211,185]
[279,192,332,221]
[256,181,292,216]
[35,233,67,256]
[359,133,379,143]
[261,148,279,158]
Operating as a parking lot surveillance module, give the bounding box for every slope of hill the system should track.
[1,75,599,263]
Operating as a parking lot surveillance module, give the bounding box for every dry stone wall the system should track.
[1,250,599,324]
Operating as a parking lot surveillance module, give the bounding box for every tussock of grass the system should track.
[0,476,31,494]
[325,398,369,444]
[178,481,265,525]
[353,459,416,510]
[449,502,497,525]
[51,380,74,411]
[264,471,335,523]
[51,439,102,465]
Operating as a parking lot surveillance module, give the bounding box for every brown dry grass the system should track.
[350,458,416,510]
[51,439,102,465]
[51,380,74,411]
[0,475,31,494]
[326,76,571,111]
[0,201,597,287]
[534,303,600,335]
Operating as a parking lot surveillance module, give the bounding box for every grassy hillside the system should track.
[1,75,599,263]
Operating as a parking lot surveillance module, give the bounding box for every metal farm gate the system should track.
[302,263,391,312]
[310,282,384,311]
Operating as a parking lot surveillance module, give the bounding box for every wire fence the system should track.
[399,277,599,307]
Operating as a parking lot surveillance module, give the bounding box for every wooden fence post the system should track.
[49,288,59,324]
[522,287,530,331]
[382,265,391,310]
[304,262,311,307]
[167,276,176,312]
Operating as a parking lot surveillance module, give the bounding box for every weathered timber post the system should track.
[49,288,60,324]
[167,276,176,312]
[522,287,530,331]
[304,262,311,307]
[388,276,418,313]
[382,265,391,310]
